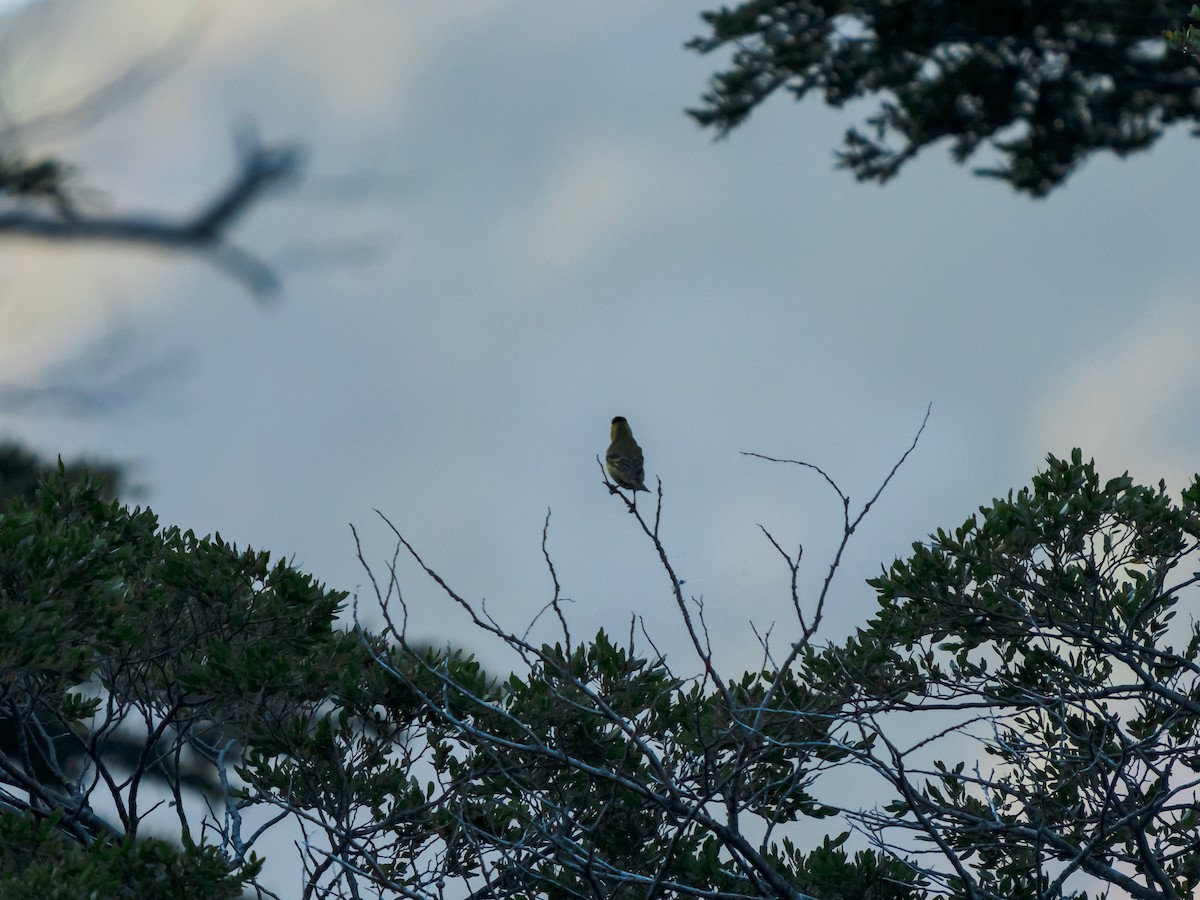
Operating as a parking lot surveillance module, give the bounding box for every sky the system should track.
[2,0,1199,891]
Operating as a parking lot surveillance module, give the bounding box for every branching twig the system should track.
[0,128,301,297]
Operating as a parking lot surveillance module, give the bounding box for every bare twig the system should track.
[529,508,571,652]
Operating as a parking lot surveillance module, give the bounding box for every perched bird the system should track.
[606,416,649,494]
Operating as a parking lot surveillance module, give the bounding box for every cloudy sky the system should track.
[2,0,1199,681]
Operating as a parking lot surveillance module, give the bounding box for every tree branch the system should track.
[0,130,301,297]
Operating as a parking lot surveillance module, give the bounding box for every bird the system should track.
[606,416,649,495]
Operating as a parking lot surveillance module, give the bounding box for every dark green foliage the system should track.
[0,812,254,899]
[688,1,1200,195]
[0,441,124,509]
[786,833,924,899]
[1165,5,1200,58]
[807,449,1200,897]
[378,622,921,896]
[0,470,363,894]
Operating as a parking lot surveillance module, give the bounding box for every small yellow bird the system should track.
[606,416,649,493]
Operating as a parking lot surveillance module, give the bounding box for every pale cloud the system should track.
[0,0,504,378]
[1025,287,1200,490]
[189,2,506,127]
[0,0,197,129]
[488,132,693,294]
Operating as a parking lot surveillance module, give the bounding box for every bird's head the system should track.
[610,416,634,441]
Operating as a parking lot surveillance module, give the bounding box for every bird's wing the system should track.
[606,446,643,481]
[628,455,645,484]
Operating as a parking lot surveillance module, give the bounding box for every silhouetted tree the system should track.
[689,1,1200,196]
[5,434,1199,897]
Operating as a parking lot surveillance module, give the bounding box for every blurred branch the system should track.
[0,7,299,296]
[0,130,302,297]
